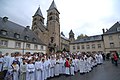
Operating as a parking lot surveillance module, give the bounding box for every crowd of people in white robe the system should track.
[0,51,103,80]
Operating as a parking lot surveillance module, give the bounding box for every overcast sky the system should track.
[0,0,120,38]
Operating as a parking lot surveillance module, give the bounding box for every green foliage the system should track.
[77,34,88,40]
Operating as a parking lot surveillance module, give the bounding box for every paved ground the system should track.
[49,61,120,80]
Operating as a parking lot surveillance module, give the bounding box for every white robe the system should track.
[79,58,85,73]
[44,60,49,79]
[59,58,63,74]
[74,59,79,72]
[41,62,45,80]
[86,57,92,72]
[50,59,55,77]
[70,61,75,75]
[47,59,51,78]
[8,57,15,68]
[12,64,19,80]
[20,63,27,80]
[62,59,66,74]
[35,61,43,80]
[55,59,60,76]
[3,55,10,70]
[26,64,35,80]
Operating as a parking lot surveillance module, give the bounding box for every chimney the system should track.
[3,17,8,22]
[102,28,105,33]
[26,26,30,29]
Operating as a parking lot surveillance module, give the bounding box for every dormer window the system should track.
[1,30,7,36]
[14,33,20,39]
[32,38,36,42]
[24,36,29,41]
[117,27,120,31]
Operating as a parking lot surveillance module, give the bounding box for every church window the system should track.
[40,19,42,22]
[33,22,36,25]
[50,12,53,15]
[56,13,58,17]
[33,18,37,21]
[49,17,53,20]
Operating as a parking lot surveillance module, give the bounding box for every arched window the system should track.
[49,17,53,20]
[50,12,53,15]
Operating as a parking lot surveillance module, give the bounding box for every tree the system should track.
[77,34,88,40]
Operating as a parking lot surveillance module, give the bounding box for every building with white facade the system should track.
[0,17,46,54]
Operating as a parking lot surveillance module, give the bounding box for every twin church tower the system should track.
[32,0,60,53]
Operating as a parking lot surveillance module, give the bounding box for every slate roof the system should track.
[69,29,74,35]
[48,0,59,13]
[34,7,43,17]
[61,35,70,41]
[71,35,103,44]
[0,17,45,45]
[104,22,120,35]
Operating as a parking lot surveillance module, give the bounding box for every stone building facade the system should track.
[32,0,60,53]
[0,17,46,54]
[69,22,120,54]
[103,22,120,54]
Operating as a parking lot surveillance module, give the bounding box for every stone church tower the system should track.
[69,29,75,42]
[32,0,60,53]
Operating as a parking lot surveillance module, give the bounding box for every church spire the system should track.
[34,6,43,17]
[48,0,59,13]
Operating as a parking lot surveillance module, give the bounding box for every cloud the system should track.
[0,0,120,39]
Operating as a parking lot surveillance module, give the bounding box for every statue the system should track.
[48,37,56,53]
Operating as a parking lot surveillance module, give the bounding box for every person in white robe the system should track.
[41,58,45,80]
[35,58,43,80]
[86,56,92,72]
[61,57,66,74]
[46,57,51,78]
[79,57,85,74]
[26,60,35,80]
[55,57,60,76]
[44,59,49,79]
[20,59,27,80]
[50,56,55,77]
[11,60,19,80]
[70,58,75,75]
[99,53,103,64]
